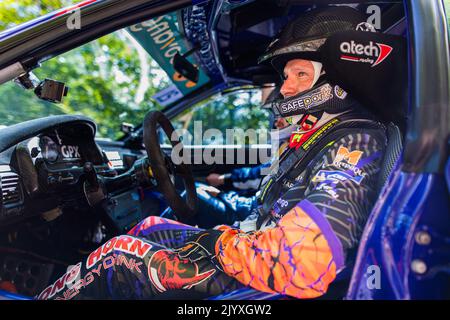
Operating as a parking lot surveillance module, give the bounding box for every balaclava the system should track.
[259,7,368,131]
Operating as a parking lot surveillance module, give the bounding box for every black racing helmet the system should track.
[258,7,368,75]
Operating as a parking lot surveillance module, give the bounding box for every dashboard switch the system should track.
[83,162,99,190]
[47,176,57,185]
[30,147,41,158]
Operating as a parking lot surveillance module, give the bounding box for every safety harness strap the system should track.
[256,114,385,223]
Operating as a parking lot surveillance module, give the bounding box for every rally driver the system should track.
[38,7,387,300]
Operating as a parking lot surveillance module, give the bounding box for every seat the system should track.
[318,123,404,299]
[377,122,403,190]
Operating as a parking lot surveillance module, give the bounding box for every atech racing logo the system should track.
[340,40,393,67]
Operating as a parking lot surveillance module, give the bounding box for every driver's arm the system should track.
[215,202,342,299]
[213,131,386,299]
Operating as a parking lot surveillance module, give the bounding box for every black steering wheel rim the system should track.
[143,111,197,222]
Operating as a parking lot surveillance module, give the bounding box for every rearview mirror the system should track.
[34,79,68,103]
[173,48,199,83]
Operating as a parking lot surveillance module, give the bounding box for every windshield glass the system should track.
[164,89,270,146]
[0,1,76,30]
[0,2,208,139]
[0,29,171,138]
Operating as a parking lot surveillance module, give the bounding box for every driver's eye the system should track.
[298,72,307,78]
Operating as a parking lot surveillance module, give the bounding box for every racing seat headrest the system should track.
[320,30,407,129]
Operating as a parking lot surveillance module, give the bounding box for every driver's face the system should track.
[274,117,289,129]
[280,59,315,98]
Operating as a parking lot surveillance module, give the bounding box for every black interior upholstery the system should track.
[377,122,403,190]
[319,29,407,189]
[317,30,407,299]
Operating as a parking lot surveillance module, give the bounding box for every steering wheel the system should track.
[142,111,197,222]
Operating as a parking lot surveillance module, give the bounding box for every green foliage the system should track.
[32,31,167,138]
[172,90,270,145]
[445,0,450,26]
[0,0,74,30]
[0,1,167,139]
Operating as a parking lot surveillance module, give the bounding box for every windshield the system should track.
[0,2,208,139]
[0,29,174,138]
[0,29,173,138]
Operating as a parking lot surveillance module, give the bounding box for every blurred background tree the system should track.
[0,0,169,138]
[171,90,269,145]
[446,0,450,25]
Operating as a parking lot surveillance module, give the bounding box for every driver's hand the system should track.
[206,173,225,187]
[197,185,221,197]
[175,229,224,271]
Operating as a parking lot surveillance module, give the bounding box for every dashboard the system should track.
[0,116,165,296]
[30,123,111,186]
[40,132,84,164]
[0,121,110,223]
[0,117,157,231]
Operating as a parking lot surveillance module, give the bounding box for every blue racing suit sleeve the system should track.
[224,163,271,191]
[230,165,265,181]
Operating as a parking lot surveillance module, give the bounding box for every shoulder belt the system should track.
[257,116,385,217]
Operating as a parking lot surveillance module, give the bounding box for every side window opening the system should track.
[166,89,270,146]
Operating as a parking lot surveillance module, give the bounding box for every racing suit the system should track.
[37,86,387,300]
